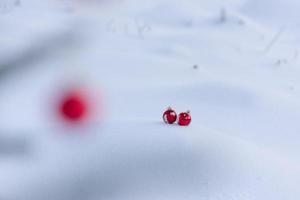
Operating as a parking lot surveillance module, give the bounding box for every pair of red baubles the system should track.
[163,107,192,126]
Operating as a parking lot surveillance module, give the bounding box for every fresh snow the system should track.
[0,0,300,199]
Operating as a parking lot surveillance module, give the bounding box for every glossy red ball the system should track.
[178,111,191,126]
[163,108,177,124]
[60,92,88,122]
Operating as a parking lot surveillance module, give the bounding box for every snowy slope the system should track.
[0,0,300,199]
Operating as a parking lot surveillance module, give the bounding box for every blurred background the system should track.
[1,0,300,199]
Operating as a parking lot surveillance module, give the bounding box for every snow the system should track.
[0,0,300,199]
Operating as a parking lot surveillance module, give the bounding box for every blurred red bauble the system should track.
[163,107,177,124]
[60,91,88,122]
[178,111,191,126]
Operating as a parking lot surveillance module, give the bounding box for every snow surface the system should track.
[0,0,300,199]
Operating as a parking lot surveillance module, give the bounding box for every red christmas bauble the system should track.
[178,111,191,126]
[60,91,88,122]
[163,107,177,124]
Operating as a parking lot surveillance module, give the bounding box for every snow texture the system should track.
[0,0,300,199]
